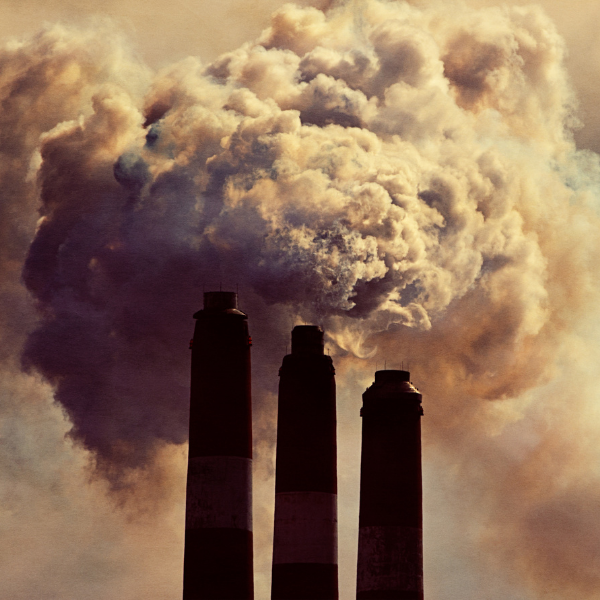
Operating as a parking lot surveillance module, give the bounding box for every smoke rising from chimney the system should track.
[1,1,599,597]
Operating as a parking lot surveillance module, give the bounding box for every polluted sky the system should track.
[1,0,600,599]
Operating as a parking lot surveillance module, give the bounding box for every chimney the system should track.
[356,370,424,599]
[271,326,339,599]
[183,291,254,599]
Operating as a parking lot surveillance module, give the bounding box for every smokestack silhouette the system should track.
[271,326,338,599]
[183,291,253,599]
[356,370,424,600]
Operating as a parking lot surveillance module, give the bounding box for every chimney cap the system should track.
[291,325,324,355]
[375,369,410,382]
[193,291,246,318]
[364,369,421,403]
[204,291,237,310]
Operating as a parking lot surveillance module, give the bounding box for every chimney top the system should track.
[363,369,421,403]
[291,325,324,355]
[374,369,410,383]
[203,291,238,311]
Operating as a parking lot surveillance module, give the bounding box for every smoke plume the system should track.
[2,1,599,598]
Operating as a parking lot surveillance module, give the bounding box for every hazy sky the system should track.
[1,1,600,599]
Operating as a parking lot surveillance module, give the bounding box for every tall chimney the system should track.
[356,370,424,600]
[271,325,338,599]
[183,291,253,599]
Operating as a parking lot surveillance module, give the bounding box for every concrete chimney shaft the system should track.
[271,326,339,599]
[183,292,254,599]
[356,370,424,599]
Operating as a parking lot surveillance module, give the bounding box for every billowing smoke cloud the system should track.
[3,1,600,598]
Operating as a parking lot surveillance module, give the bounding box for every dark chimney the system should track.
[356,370,424,599]
[271,325,339,599]
[183,291,254,599]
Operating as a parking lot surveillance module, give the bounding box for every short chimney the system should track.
[356,370,424,599]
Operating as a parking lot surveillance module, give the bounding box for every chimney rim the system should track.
[374,369,411,382]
